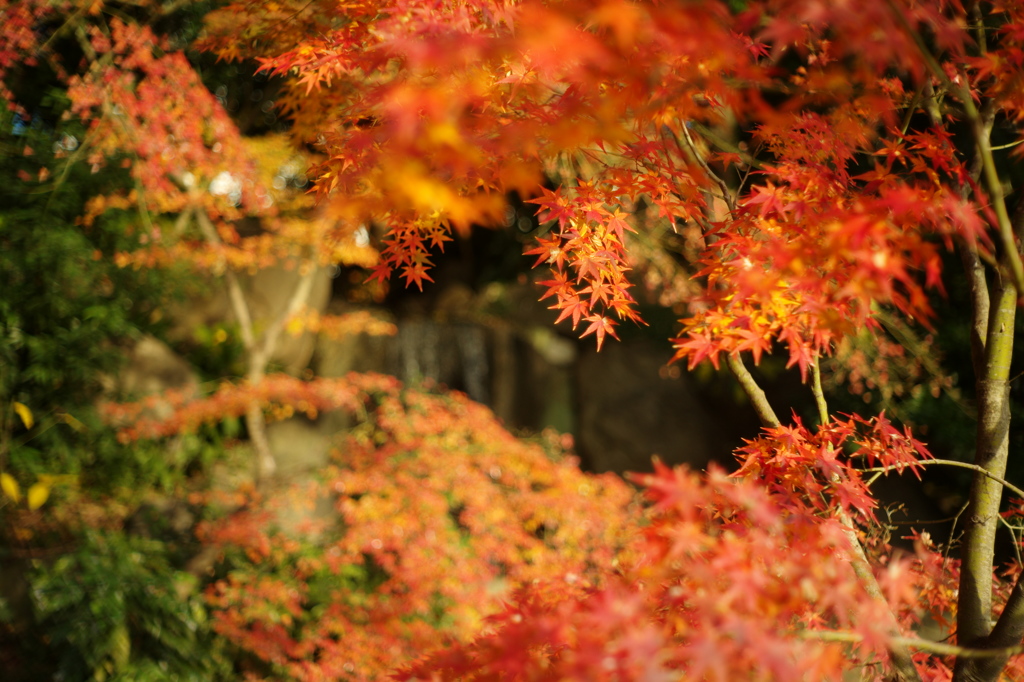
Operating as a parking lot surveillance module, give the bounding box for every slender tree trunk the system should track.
[246,358,276,483]
[954,275,1016,682]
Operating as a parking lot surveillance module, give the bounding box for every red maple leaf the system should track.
[579,314,619,351]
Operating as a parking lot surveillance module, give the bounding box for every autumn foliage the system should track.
[188,377,637,680]
[8,0,1024,681]
[194,0,1024,680]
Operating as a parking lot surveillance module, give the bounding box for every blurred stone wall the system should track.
[124,269,753,479]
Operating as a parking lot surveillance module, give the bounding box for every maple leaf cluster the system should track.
[284,308,398,341]
[67,19,262,219]
[733,412,932,521]
[671,121,987,381]
[187,379,639,680]
[105,368,992,680]
[399,460,964,682]
[101,373,389,442]
[197,0,999,378]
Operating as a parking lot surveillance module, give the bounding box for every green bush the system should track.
[28,528,228,682]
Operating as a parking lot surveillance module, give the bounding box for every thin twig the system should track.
[734,140,763,196]
[677,121,736,214]
[799,629,1024,660]
[999,514,1022,564]
[946,498,970,563]
[689,121,766,171]
[861,458,1024,501]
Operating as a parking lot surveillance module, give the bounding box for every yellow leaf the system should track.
[285,314,307,336]
[13,402,33,430]
[27,482,50,510]
[1,473,20,503]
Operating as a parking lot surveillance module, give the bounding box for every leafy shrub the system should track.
[197,378,641,680]
[29,528,227,682]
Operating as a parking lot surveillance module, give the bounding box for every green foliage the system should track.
[0,6,277,682]
[0,79,238,681]
[0,109,162,400]
[0,89,197,493]
[184,324,247,383]
[28,528,228,682]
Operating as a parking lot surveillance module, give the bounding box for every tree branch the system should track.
[960,239,992,380]
[726,353,779,428]
[884,6,1024,676]
[193,204,278,483]
[828,503,923,681]
[800,629,1024,661]
[811,359,829,426]
[805,355,919,679]
[955,228,1022,682]
[192,206,257,350]
[977,574,1024,678]
[689,121,766,172]
[861,458,1024,501]
[727,353,918,679]
[680,121,736,214]
[249,263,319,375]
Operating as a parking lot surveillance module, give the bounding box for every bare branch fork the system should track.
[191,203,319,485]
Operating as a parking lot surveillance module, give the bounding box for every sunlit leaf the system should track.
[13,402,33,430]
[27,482,50,510]
[1,473,21,503]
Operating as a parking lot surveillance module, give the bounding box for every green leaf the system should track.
[108,624,131,668]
